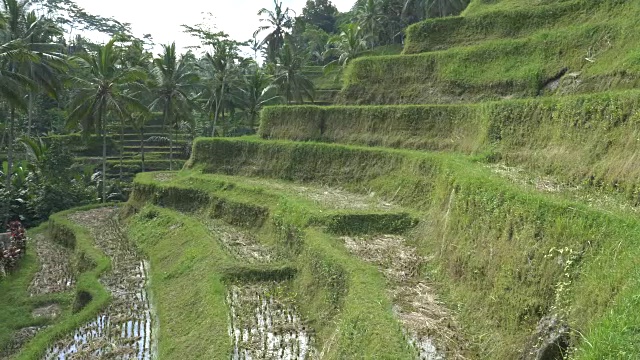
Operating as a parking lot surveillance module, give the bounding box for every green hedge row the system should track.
[186,137,640,358]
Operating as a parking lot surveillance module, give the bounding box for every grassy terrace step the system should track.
[404,0,609,54]
[341,15,640,104]
[126,170,419,358]
[131,171,417,236]
[121,146,185,152]
[184,136,640,358]
[260,91,640,200]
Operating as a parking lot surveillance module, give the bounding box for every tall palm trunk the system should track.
[211,83,225,137]
[169,125,174,171]
[119,118,124,181]
[140,127,145,173]
[99,103,107,204]
[6,106,15,191]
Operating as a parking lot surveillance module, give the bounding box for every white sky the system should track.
[73,0,355,57]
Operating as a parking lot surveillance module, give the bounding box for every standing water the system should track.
[44,208,155,360]
[228,282,315,360]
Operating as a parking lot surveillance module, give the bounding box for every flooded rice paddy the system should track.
[43,208,154,360]
[228,282,315,360]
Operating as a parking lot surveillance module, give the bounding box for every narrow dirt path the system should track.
[342,235,466,359]
[44,207,155,360]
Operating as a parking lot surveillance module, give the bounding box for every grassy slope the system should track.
[260,91,640,202]
[185,137,640,358]
[404,0,604,53]
[341,1,640,105]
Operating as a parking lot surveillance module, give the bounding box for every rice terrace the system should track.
[1,0,640,359]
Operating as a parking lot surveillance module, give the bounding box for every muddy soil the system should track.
[228,282,315,360]
[43,208,154,360]
[342,235,466,359]
[29,234,75,296]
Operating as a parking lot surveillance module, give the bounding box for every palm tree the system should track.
[272,41,314,104]
[198,40,239,136]
[150,43,198,170]
[237,66,280,129]
[254,0,294,64]
[0,0,65,193]
[356,0,384,48]
[323,23,369,74]
[21,12,64,138]
[67,38,147,203]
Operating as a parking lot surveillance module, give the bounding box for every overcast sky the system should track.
[73,0,355,56]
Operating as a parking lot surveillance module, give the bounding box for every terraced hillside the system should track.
[125,0,639,357]
[15,0,640,358]
[49,117,190,182]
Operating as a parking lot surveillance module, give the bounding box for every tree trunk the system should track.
[27,92,33,138]
[169,124,173,171]
[98,102,107,204]
[119,119,124,182]
[102,119,107,204]
[140,127,145,173]
[211,83,225,137]
[6,106,15,192]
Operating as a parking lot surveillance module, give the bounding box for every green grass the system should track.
[297,229,415,359]
[131,170,417,238]
[126,206,233,360]
[404,0,604,53]
[183,136,640,358]
[125,194,416,358]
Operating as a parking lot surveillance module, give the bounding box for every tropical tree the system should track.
[254,0,294,64]
[272,41,314,104]
[0,0,65,194]
[150,42,197,170]
[356,0,384,48]
[237,66,280,129]
[197,39,241,136]
[67,38,147,203]
[323,23,368,73]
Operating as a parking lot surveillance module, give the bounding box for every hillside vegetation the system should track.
[24,0,640,358]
